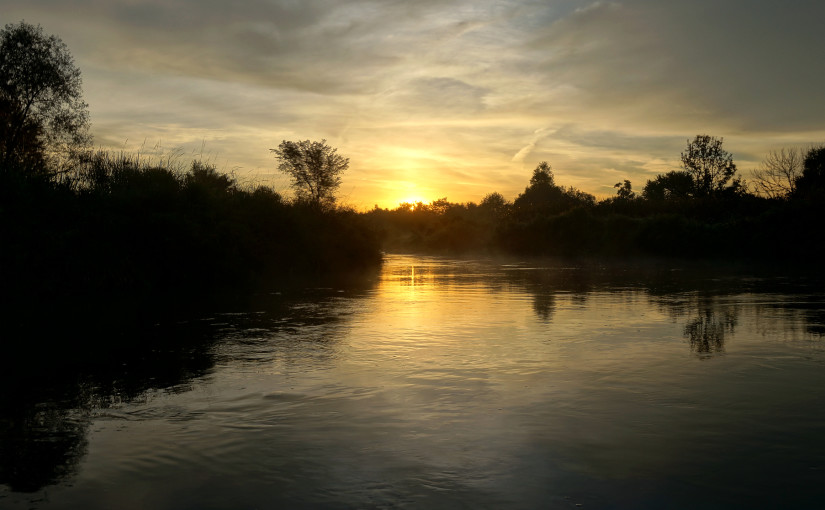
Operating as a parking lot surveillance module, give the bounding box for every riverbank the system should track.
[365,196,825,261]
[0,155,383,342]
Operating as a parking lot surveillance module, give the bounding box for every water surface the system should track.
[2,254,825,509]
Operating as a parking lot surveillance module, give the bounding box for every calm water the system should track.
[2,254,825,509]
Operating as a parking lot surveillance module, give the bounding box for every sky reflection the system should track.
[2,255,825,508]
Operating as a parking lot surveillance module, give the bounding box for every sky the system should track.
[4,0,825,208]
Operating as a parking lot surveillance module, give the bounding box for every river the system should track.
[2,254,825,509]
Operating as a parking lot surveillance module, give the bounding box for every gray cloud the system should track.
[378,77,489,117]
[508,0,825,132]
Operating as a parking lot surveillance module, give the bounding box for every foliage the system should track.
[794,145,825,199]
[642,171,695,201]
[529,161,554,187]
[479,192,510,220]
[0,21,90,174]
[2,151,382,331]
[614,179,635,200]
[680,134,740,197]
[271,139,348,208]
[513,161,595,217]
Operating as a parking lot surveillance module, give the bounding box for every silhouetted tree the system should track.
[0,21,90,173]
[794,144,825,198]
[514,161,594,215]
[561,186,596,206]
[0,95,46,171]
[751,147,804,199]
[680,135,740,197]
[479,191,510,220]
[530,161,554,187]
[271,139,348,208]
[642,170,695,201]
[514,161,562,212]
[614,179,635,200]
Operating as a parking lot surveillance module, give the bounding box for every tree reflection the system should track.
[532,292,556,322]
[489,257,822,355]
[500,262,594,323]
[683,307,737,355]
[0,400,90,492]
[0,286,373,494]
[0,323,218,493]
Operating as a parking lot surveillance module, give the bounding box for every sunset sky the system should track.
[4,0,825,208]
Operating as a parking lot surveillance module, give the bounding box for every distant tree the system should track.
[561,186,596,206]
[270,139,349,208]
[680,135,741,197]
[751,147,804,199]
[614,179,635,200]
[529,161,554,187]
[0,21,91,173]
[642,171,695,201]
[480,191,510,220]
[184,160,236,199]
[794,144,825,198]
[429,197,451,214]
[515,161,561,211]
[514,162,594,215]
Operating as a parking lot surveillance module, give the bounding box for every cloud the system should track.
[376,77,489,118]
[507,0,825,132]
[512,128,551,163]
[4,0,825,207]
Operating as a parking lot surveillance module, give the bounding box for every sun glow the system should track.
[398,195,429,207]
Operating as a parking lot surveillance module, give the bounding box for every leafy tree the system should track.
[271,139,348,208]
[515,161,561,212]
[794,144,825,198]
[514,162,594,215]
[642,170,695,201]
[561,186,596,206]
[751,147,804,199]
[529,161,554,187]
[0,95,46,171]
[480,191,510,220]
[680,135,740,197]
[0,21,91,173]
[429,197,451,214]
[614,179,635,200]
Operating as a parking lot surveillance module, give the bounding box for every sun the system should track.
[399,195,428,206]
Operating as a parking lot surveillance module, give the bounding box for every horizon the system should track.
[4,0,825,209]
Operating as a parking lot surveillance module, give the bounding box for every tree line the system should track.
[366,134,825,259]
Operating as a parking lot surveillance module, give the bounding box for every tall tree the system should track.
[515,161,561,213]
[514,161,593,215]
[271,139,349,208]
[794,144,825,198]
[529,161,555,187]
[680,135,740,197]
[0,21,91,173]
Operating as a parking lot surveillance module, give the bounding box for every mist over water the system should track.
[2,254,825,509]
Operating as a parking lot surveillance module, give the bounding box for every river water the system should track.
[2,254,825,509]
